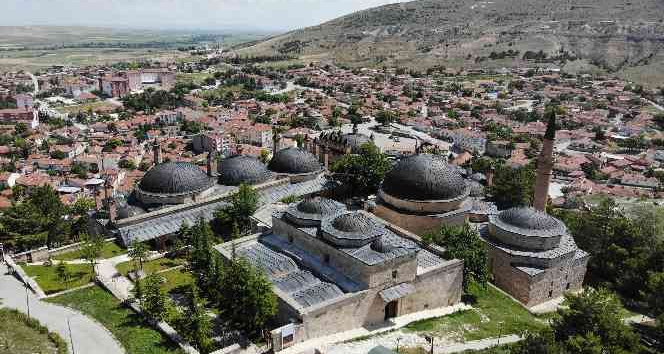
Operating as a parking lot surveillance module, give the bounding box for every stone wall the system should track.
[373,203,467,236]
[489,247,590,307]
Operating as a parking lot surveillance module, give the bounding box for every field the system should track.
[22,263,95,294]
[405,282,546,342]
[54,101,121,115]
[0,308,67,354]
[52,241,127,261]
[116,255,187,277]
[159,268,195,294]
[0,26,269,72]
[47,285,184,354]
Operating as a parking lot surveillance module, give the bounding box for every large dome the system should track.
[497,207,563,231]
[139,162,214,195]
[381,154,468,201]
[219,155,272,186]
[269,147,322,174]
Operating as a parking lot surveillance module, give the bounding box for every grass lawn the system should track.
[22,263,95,294]
[159,268,194,294]
[405,282,545,342]
[53,241,127,261]
[0,308,67,354]
[116,256,187,277]
[47,285,184,354]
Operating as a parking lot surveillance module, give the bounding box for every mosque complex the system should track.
[103,116,588,350]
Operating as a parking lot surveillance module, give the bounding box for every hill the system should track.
[239,0,664,85]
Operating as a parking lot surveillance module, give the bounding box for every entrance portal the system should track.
[385,300,398,320]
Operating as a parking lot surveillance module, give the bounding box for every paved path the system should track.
[0,263,125,354]
[95,255,134,301]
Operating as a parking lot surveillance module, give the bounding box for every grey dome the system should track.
[370,237,396,253]
[285,197,346,225]
[382,154,468,201]
[321,212,385,247]
[498,207,563,231]
[219,155,272,186]
[269,147,322,174]
[139,162,214,195]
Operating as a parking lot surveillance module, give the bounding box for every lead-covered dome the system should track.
[219,155,272,186]
[497,207,564,232]
[381,154,468,201]
[268,147,322,174]
[139,162,214,195]
[321,212,385,248]
[285,197,346,226]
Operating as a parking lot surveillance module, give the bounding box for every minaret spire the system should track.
[533,110,556,211]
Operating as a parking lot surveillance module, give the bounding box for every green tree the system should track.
[128,241,149,273]
[79,234,103,275]
[55,262,72,284]
[188,218,218,295]
[553,288,641,353]
[375,110,396,126]
[214,184,259,232]
[141,273,169,321]
[488,164,536,209]
[176,285,213,353]
[217,256,277,335]
[424,223,488,291]
[330,142,391,196]
[70,197,96,216]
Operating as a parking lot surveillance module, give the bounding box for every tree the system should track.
[375,110,396,126]
[140,273,170,321]
[214,184,259,232]
[55,262,72,284]
[424,223,488,291]
[552,288,641,353]
[129,241,149,274]
[79,234,103,275]
[217,256,277,335]
[488,163,536,209]
[330,142,391,196]
[70,197,96,216]
[118,159,136,170]
[176,285,213,353]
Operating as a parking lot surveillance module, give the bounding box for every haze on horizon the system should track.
[2,0,408,32]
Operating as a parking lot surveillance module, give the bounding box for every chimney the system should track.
[486,166,495,188]
[533,110,556,211]
[153,139,162,165]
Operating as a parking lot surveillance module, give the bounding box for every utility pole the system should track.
[396,337,401,353]
[24,282,30,318]
[67,317,76,354]
[425,335,434,354]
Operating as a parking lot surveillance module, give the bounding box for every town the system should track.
[1,33,664,354]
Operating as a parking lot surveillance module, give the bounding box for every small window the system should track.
[566,283,571,290]
[392,270,398,279]
[548,290,553,298]
[324,254,330,264]
[288,236,294,243]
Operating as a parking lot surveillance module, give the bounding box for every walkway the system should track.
[0,263,125,354]
[280,303,470,354]
[95,254,134,301]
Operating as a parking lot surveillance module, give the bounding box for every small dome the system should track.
[139,162,214,195]
[381,154,468,201]
[296,197,343,215]
[321,212,385,247]
[370,237,396,253]
[498,207,563,231]
[269,147,322,174]
[285,197,346,225]
[219,155,272,186]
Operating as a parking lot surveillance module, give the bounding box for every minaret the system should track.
[152,139,162,165]
[533,110,556,211]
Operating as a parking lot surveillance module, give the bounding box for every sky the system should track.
[2,0,409,32]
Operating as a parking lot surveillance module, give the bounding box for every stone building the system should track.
[373,154,472,235]
[215,196,463,351]
[110,146,328,247]
[481,207,589,307]
[307,129,373,167]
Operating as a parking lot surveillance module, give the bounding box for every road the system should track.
[0,263,125,354]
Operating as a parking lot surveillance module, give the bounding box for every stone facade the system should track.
[217,198,463,351]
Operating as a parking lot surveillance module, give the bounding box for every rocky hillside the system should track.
[240,0,664,82]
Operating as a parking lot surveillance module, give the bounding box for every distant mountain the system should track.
[240,0,664,84]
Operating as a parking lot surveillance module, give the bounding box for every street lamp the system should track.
[396,337,401,353]
[497,321,505,346]
[24,281,30,318]
[67,317,76,354]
